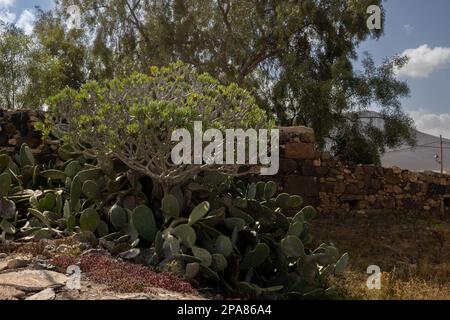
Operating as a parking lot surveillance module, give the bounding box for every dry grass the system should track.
[331,269,450,300]
[313,212,450,300]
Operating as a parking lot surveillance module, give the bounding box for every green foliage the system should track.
[0,172,12,198]
[109,204,128,230]
[147,174,348,299]
[334,253,350,275]
[172,224,196,248]
[41,0,416,164]
[70,176,82,211]
[19,144,35,168]
[0,24,29,109]
[332,121,383,165]
[132,205,157,242]
[64,161,82,178]
[40,169,66,180]
[0,143,348,300]
[21,10,87,108]
[82,180,100,199]
[162,194,180,219]
[214,236,233,257]
[1,2,417,163]
[192,246,212,267]
[46,62,271,193]
[80,208,100,232]
[240,243,270,270]
[280,236,305,258]
[0,11,86,110]
[38,193,56,212]
[188,202,210,226]
[0,144,151,249]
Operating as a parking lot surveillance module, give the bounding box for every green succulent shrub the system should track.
[43,61,271,195]
[0,143,347,299]
[147,173,348,299]
[0,144,41,237]
[0,143,153,253]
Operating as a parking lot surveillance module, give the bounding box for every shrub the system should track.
[0,143,347,300]
[150,174,349,299]
[44,62,271,194]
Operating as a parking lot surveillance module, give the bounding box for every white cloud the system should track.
[410,111,450,139]
[403,24,413,35]
[0,9,15,23]
[16,9,35,35]
[397,44,450,78]
[0,0,15,8]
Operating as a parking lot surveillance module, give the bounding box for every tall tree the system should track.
[42,1,417,162]
[21,10,88,108]
[0,23,30,109]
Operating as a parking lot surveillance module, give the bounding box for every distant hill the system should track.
[342,111,450,173]
[381,129,450,173]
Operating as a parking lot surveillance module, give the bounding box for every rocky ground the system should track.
[5,211,450,300]
[0,238,206,301]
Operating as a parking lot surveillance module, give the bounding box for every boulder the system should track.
[0,270,67,292]
[0,286,26,300]
[26,288,56,300]
[6,258,31,270]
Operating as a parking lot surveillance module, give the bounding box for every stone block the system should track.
[279,158,298,174]
[280,126,315,144]
[284,175,319,198]
[301,160,316,176]
[341,194,364,202]
[284,142,317,160]
[315,166,329,176]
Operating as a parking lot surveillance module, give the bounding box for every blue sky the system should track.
[1,0,450,138]
[359,0,450,138]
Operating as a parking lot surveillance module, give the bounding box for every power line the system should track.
[386,137,450,154]
[385,140,450,153]
[386,146,450,153]
[385,135,448,173]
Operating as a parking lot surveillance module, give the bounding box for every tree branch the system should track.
[239,47,278,78]
[124,0,151,46]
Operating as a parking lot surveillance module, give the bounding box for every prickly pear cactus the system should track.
[109,204,128,229]
[132,205,157,242]
[80,208,101,232]
[153,175,350,300]
[0,143,347,300]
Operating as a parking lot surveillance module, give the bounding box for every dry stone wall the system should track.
[270,127,450,216]
[0,109,58,164]
[2,110,448,216]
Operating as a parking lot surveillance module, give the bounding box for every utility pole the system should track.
[440,135,444,175]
